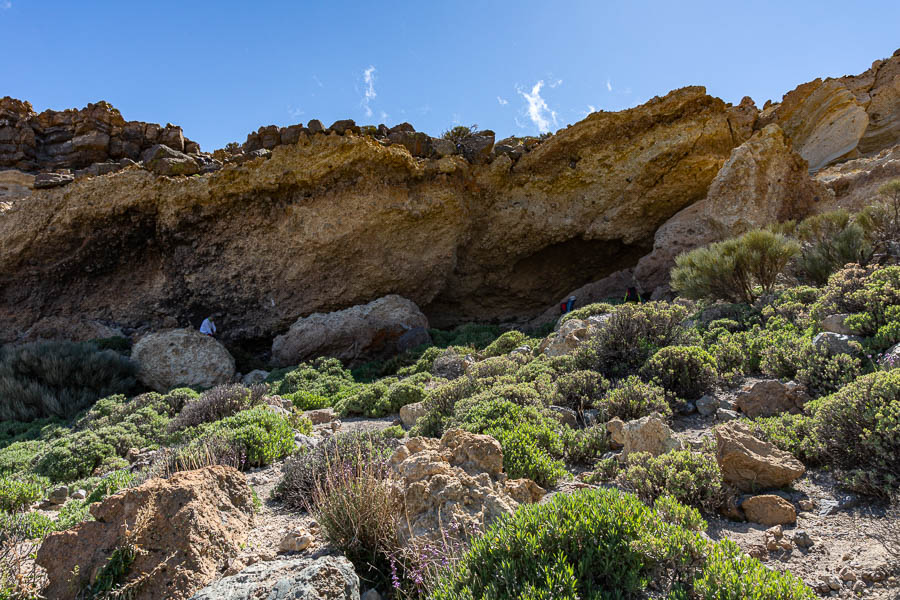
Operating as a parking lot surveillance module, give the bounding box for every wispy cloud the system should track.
[497,96,509,106]
[312,75,324,88]
[287,106,304,120]
[549,79,563,88]
[361,65,376,117]
[517,80,558,133]
[587,105,596,113]
[380,110,389,122]
[606,78,612,92]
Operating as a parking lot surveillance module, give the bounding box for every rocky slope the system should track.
[1,49,898,345]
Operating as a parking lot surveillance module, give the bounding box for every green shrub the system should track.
[560,425,608,465]
[426,488,813,600]
[747,413,821,465]
[642,346,717,400]
[482,330,527,357]
[671,230,800,304]
[574,302,690,378]
[0,510,54,540]
[796,344,862,397]
[794,209,872,285]
[693,539,815,599]
[35,431,117,483]
[0,341,138,422]
[337,379,426,418]
[0,441,45,477]
[590,450,727,513]
[598,376,671,422]
[272,357,357,398]
[275,431,397,510]
[809,370,900,496]
[553,371,608,417]
[559,302,617,326]
[168,384,266,431]
[86,470,136,504]
[0,475,48,512]
[430,323,502,350]
[285,390,331,410]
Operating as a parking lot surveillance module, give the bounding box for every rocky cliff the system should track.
[1,50,898,345]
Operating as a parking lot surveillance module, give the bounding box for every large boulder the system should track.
[812,332,864,355]
[390,429,544,544]
[132,328,236,392]
[37,466,255,600]
[735,379,809,419]
[272,295,430,366]
[635,124,827,294]
[189,556,359,600]
[715,422,805,492]
[538,317,603,357]
[621,414,682,457]
[142,144,200,176]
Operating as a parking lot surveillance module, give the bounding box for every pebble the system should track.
[278,530,313,553]
[71,489,87,500]
[820,573,841,591]
[791,529,813,548]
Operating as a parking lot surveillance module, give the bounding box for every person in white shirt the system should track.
[199,315,217,336]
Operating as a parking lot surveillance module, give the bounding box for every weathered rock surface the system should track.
[815,143,900,210]
[132,328,236,392]
[399,400,427,428]
[37,466,255,600]
[812,332,864,355]
[635,124,827,293]
[189,555,359,600]
[271,295,430,366]
[715,422,805,492]
[621,414,682,457]
[0,87,743,342]
[0,96,198,171]
[838,50,900,155]
[735,379,809,418]
[539,317,600,357]
[0,169,33,199]
[20,315,123,343]
[742,494,797,526]
[143,144,200,176]
[390,429,544,544]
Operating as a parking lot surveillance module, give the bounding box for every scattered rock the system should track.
[328,119,360,135]
[241,369,269,385]
[791,529,813,548]
[696,394,718,417]
[432,350,469,380]
[189,555,359,600]
[458,130,495,164]
[820,313,855,335]
[390,429,544,544]
[881,342,900,370]
[38,466,255,600]
[607,417,625,448]
[278,530,313,553]
[539,318,598,357]
[714,421,805,492]
[47,485,68,505]
[549,405,578,428]
[430,138,457,157]
[735,379,809,418]
[812,332,864,355]
[798,498,816,512]
[0,169,34,198]
[715,408,739,422]
[131,328,236,392]
[742,494,797,526]
[71,489,87,501]
[820,573,842,591]
[272,295,430,366]
[399,401,427,428]
[304,408,336,425]
[142,144,200,176]
[621,414,682,457]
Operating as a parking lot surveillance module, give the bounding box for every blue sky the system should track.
[2,1,898,150]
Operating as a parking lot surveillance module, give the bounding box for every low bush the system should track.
[86,470,136,504]
[642,345,717,400]
[748,413,822,466]
[203,407,299,468]
[794,210,872,285]
[552,371,608,418]
[271,357,357,398]
[0,510,55,541]
[337,379,426,418]
[0,475,48,512]
[589,450,727,513]
[809,370,900,496]
[275,431,397,510]
[560,425,608,465]
[430,323,502,350]
[481,330,526,358]
[796,344,862,397]
[574,302,691,379]
[0,341,138,422]
[426,488,814,599]
[284,390,331,411]
[559,302,617,326]
[34,430,117,483]
[597,376,671,422]
[671,229,800,304]
[168,384,266,431]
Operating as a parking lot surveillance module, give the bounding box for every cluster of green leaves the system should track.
[426,488,814,600]
[185,407,301,469]
[0,474,48,512]
[641,345,717,400]
[167,384,264,431]
[0,341,138,422]
[335,375,428,418]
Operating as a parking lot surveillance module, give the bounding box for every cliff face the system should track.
[0,87,742,342]
[1,50,898,344]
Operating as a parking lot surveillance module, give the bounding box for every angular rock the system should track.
[143,144,200,176]
[0,169,33,199]
[634,123,827,294]
[715,421,805,492]
[241,369,269,385]
[820,313,854,335]
[272,295,430,366]
[189,555,359,600]
[539,318,598,357]
[696,394,717,417]
[328,119,360,135]
[882,342,900,370]
[304,408,336,425]
[38,466,255,600]
[607,417,625,447]
[430,137,457,157]
[458,130,495,164]
[742,494,797,526]
[33,171,74,189]
[278,530,313,553]
[388,131,432,158]
[399,400,427,428]
[735,379,809,418]
[812,332,864,355]
[131,328,236,392]
[621,414,682,457]
[306,119,324,134]
[390,429,543,544]
[48,485,68,505]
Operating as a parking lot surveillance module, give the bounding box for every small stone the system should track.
[48,485,69,505]
[716,408,739,422]
[820,573,842,591]
[399,401,427,428]
[278,530,313,553]
[798,499,815,512]
[840,568,857,582]
[71,489,87,500]
[303,408,336,425]
[607,417,625,447]
[852,580,866,593]
[696,394,717,416]
[791,529,813,548]
[742,494,797,526]
[330,420,341,431]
